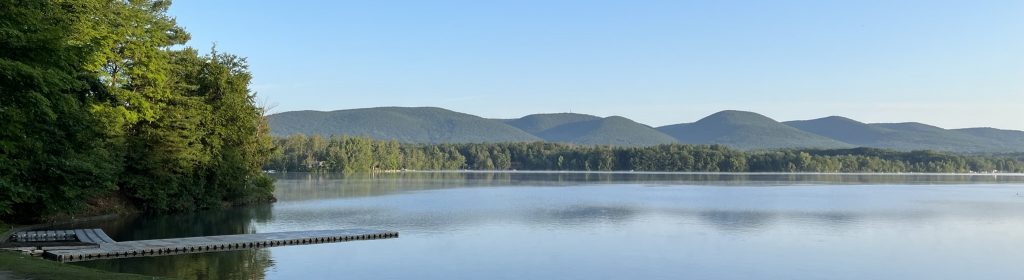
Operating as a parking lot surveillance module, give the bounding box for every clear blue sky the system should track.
[168,0,1023,129]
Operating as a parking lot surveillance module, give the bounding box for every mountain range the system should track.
[267,107,1024,153]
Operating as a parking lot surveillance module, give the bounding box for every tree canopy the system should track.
[1,0,274,221]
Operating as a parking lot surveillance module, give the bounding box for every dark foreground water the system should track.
[71,172,1024,279]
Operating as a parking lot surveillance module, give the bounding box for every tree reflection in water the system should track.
[71,205,275,279]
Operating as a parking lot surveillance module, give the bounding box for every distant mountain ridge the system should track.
[267,107,1024,153]
[784,117,1018,153]
[524,115,678,146]
[267,107,540,143]
[656,111,853,150]
[500,113,601,134]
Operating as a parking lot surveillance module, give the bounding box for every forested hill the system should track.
[267,107,540,143]
[531,116,677,146]
[953,128,1024,150]
[785,117,1021,153]
[269,108,1024,153]
[504,114,677,146]
[501,113,602,134]
[656,110,854,150]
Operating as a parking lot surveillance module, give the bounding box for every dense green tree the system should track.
[1,0,119,217]
[1,1,274,220]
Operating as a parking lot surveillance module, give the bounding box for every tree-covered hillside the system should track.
[870,122,1006,152]
[502,113,602,134]
[657,110,853,150]
[953,128,1024,152]
[533,116,678,146]
[786,117,1024,153]
[783,116,895,145]
[269,108,1024,152]
[267,107,541,143]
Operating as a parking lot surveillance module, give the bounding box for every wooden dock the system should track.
[43,229,398,263]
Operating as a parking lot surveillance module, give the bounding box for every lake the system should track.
[70,172,1024,279]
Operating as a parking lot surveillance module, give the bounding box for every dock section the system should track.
[11,230,77,242]
[72,229,116,244]
[10,228,114,244]
[44,229,398,262]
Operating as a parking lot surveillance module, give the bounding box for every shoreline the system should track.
[280,169,1024,177]
[0,251,161,280]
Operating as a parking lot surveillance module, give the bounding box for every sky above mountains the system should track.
[169,0,1024,130]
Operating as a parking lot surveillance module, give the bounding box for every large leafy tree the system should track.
[1,0,274,220]
[0,0,119,218]
[122,49,274,212]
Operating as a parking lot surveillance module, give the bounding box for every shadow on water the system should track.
[272,172,1024,201]
[696,210,779,232]
[63,206,275,279]
[75,250,273,280]
[527,205,639,226]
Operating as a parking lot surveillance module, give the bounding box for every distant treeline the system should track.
[268,135,1024,173]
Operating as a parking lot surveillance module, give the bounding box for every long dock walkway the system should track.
[44,229,398,262]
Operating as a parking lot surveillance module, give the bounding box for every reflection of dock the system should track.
[39,229,397,262]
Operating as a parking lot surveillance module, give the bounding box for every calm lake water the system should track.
[70,172,1024,279]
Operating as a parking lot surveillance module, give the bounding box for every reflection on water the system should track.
[273,172,1024,201]
[698,210,777,232]
[67,206,274,279]
[70,172,1024,279]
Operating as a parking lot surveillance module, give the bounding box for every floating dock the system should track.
[74,229,116,244]
[42,229,398,262]
[4,229,114,252]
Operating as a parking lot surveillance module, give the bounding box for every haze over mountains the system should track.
[267,107,1024,153]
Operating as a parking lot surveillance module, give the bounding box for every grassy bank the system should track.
[0,251,163,280]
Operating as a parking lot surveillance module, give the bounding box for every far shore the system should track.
[273,169,1024,176]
